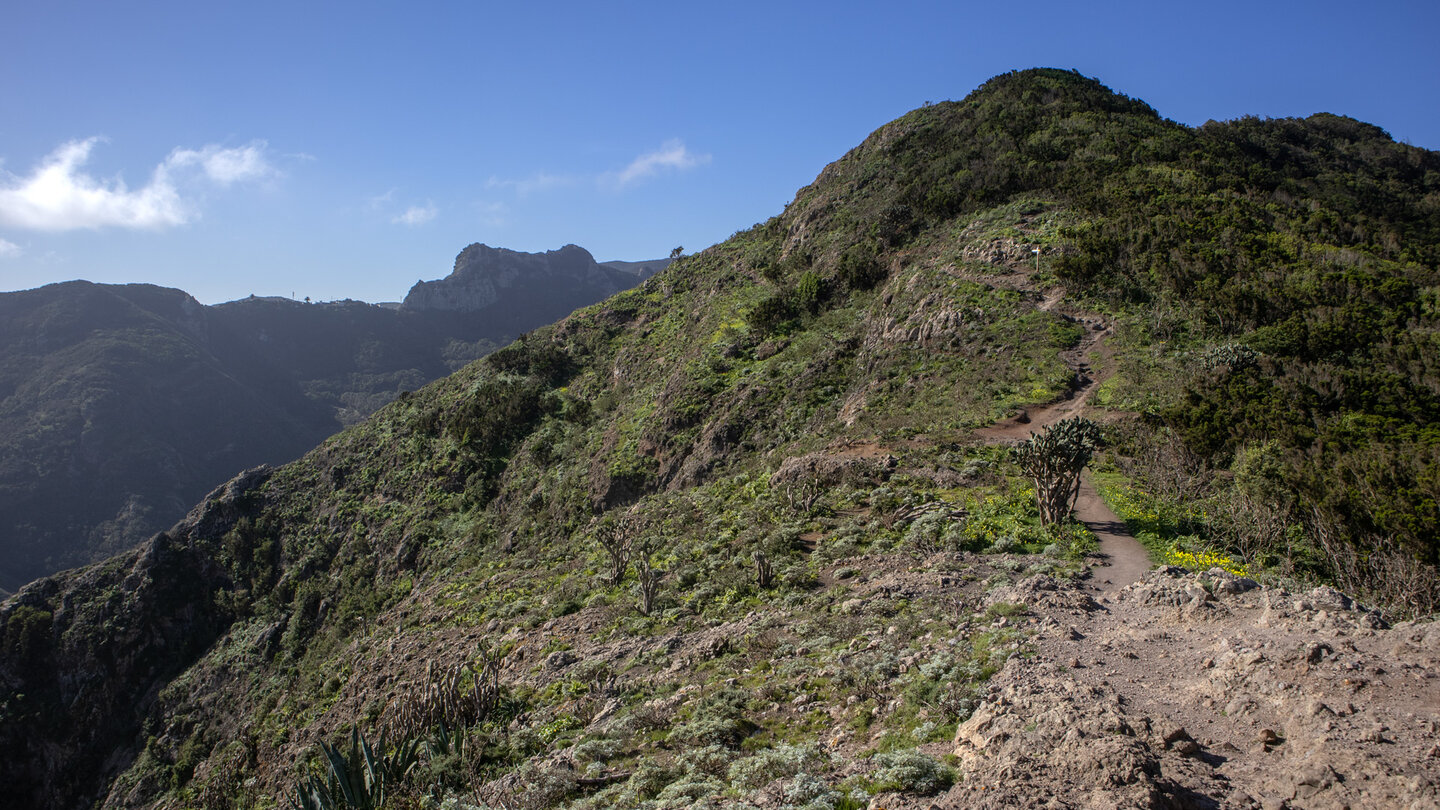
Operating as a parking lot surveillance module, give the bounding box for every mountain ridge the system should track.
[0,245,666,593]
[1,68,1436,809]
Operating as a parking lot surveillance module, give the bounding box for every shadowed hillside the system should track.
[0,245,662,592]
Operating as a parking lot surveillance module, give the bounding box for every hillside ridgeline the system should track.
[1,68,1436,810]
[0,245,661,592]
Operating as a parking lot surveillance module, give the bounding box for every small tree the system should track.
[1013,417,1101,525]
[593,512,653,587]
[633,541,664,616]
[752,550,774,589]
[592,517,633,587]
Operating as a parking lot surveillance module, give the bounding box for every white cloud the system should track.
[0,138,277,231]
[0,238,19,258]
[392,202,438,226]
[166,141,275,185]
[473,200,508,228]
[607,139,710,188]
[485,172,576,196]
[483,140,709,199]
[0,138,187,230]
[366,188,397,210]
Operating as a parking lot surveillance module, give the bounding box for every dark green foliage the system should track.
[1,605,52,668]
[445,377,549,450]
[813,68,1171,233]
[835,241,887,291]
[171,731,212,789]
[796,270,826,314]
[750,290,801,335]
[485,339,575,385]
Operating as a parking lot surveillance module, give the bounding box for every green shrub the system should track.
[796,271,825,314]
[782,772,843,809]
[727,743,833,789]
[751,291,801,335]
[666,688,754,749]
[836,242,887,291]
[651,773,726,805]
[2,605,52,665]
[868,749,954,795]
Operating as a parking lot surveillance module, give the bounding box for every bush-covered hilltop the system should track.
[1,68,1437,810]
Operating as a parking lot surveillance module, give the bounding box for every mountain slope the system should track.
[0,282,330,589]
[1,68,1436,810]
[0,245,662,592]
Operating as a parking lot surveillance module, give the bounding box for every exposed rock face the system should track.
[401,244,645,320]
[0,466,271,810]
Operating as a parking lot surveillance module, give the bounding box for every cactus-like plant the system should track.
[753,550,774,589]
[593,516,632,587]
[1013,416,1101,525]
[635,554,664,616]
[382,645,503,741]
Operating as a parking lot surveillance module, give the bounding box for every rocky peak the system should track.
[400,243,626,313]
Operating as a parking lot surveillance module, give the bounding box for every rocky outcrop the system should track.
[401,244,642,315]
[0,467,268,810]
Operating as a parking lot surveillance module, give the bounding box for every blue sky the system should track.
[1,0,1437,305]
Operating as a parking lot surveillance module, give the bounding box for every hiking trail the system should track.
[973,290,1151,591]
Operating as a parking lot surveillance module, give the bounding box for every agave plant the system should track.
[427,719,465,760]
[288,728,420,810]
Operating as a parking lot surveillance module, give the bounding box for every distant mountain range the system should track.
[0,244,663,592]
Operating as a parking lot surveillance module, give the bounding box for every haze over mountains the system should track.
[0,244,663,592]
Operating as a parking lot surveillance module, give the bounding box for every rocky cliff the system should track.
[401,244,658,330]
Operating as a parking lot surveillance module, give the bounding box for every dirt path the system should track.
[973,298,1150,591]
[943,282,1438,809]
[940,567,1440,810]
[1074,472,1152,592]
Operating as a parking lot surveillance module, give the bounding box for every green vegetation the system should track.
[290,730,420,810]
[2,68,1437,810]
[1014,417,1101,525]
